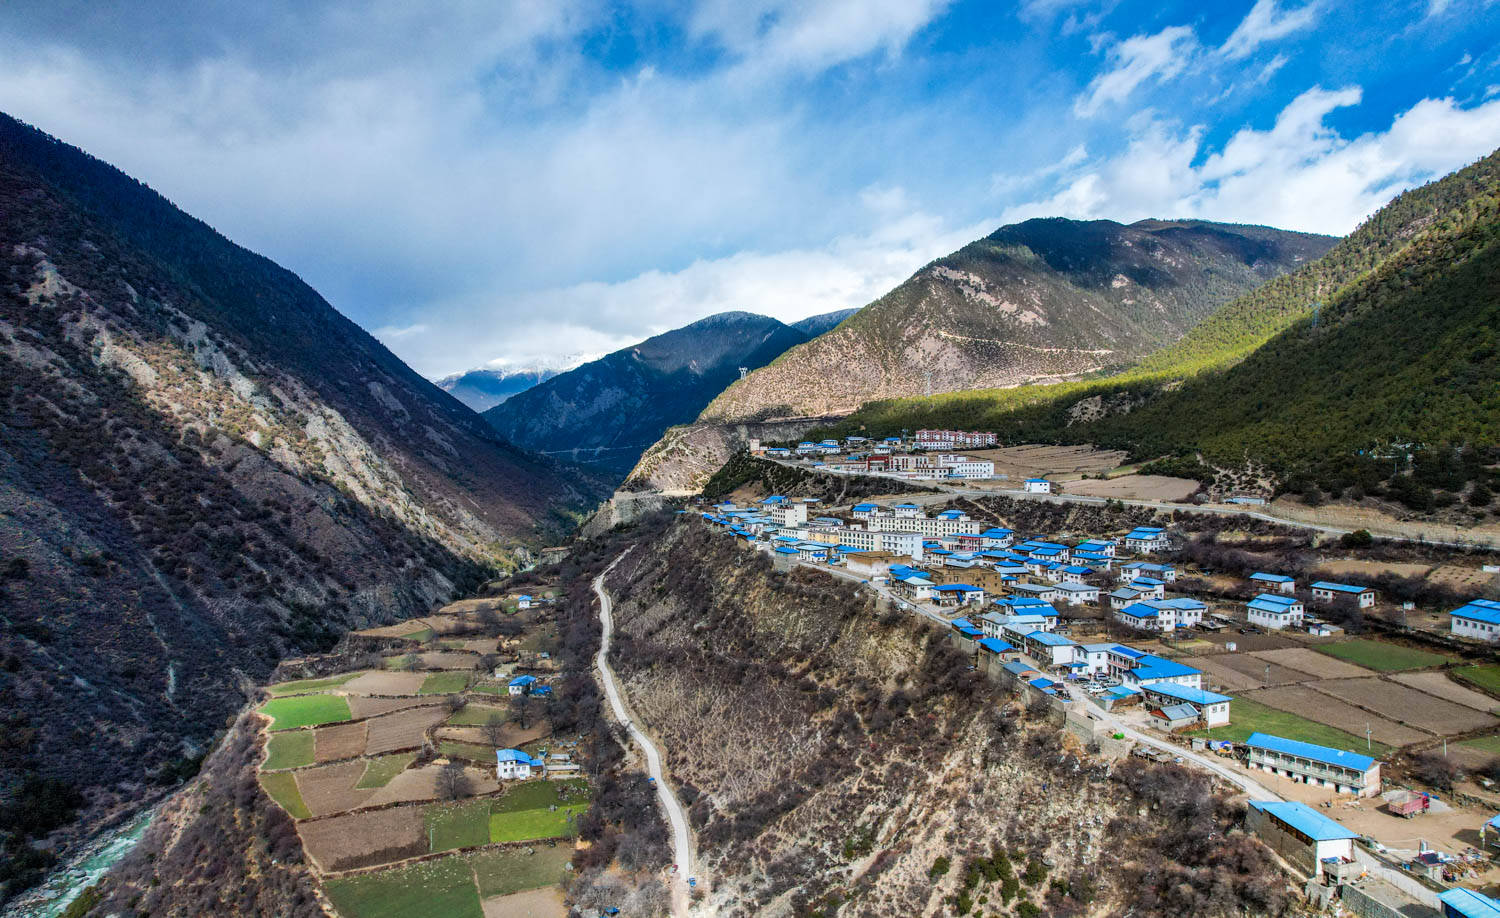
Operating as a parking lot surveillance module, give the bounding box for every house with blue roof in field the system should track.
[1246,800,1357,876]
[1245,732,1381,797]
[1311,580,1377,609]
[1250,571,1296,594]
[1450,599,1500,642]
[1122,653,1202,690]
[496,748,546,780]
[508,674,537,696]
[1123,526,1169,553]
[1439,888,1500,918]
[1140,682,1231,727]
[1247,594,1305,630]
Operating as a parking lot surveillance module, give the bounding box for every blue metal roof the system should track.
[774,546,799,554]
[1248,598,1299,614]
[496,748,545,766]
[1027,631,1076,647]
[1451,599,1500,625]
[1311,581,1370,594]
[1251,572,1294,582]
[958,626,983,637]
[1131,655,1200,681]
[1439,888,1500,918]
[1118,602,1159,618]
[1249,800,1357,841]
[937,583,983,592]
[950,617,975,629]
[1145,683,1231,705]
[508,675,536,686]
[1001,661,1037,676]
[977,638,1014,653]
[1246,733,1375,771]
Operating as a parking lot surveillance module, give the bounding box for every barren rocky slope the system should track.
[599,520,1295,917]
[0,112,602,897]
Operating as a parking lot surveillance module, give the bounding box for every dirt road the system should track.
[594,558,695,917]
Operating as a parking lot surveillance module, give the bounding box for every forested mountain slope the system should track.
[699,218,1334,424]
[0,113,601,898]
[483,311,814,478]
[816,150,1500,496]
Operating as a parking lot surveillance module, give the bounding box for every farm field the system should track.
[298,807,428,872]
[469,845,574,899]
[1455,665,1500,696]
[315,721,370,762]
[363,764,499,808]
[448,704,511,726]
[365,706,450,755]
[418,651,480,670]
[258,772,311,820]
[1062,474,1200,502]
[349,695,448,719]
[1315,639,1454,672]
[1187,697,1393,757]
[1192,657,1268,692]
[263,730,315,770]
[1310,679,1498,734]
[267,672,361,697]
[1462,735,1500,756]
[357,753,417,789]
[480,887,566,918]
[440,740,499,763]
[296,760,374,817]
[1245,686,1425,747]
[420,672,473,694]
[342,671,429,695]
[1391,671,1500,713]
[1208,653,1311,687]
[427,799,494,852]
[1248,647,1373,680]
[489,805,584,843]
[260,694,354,731]
[324,855,484,918]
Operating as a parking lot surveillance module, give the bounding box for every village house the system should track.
[1008,582,1061,603]
[1021,630,1079,668]
[976,636,1019,662]
[843,550,902,579]
[1115,598,1206,632]
[1122,526,1170,553]
[1140,682,1232,727]
[496,748,546,780]
[1122,577,1166,600]
[1051,581,1100,606]
[516,594,534,610]
[1438,888,1500,918]
[1310,581,1377,609]
[980,527,1016,548]
[1450,599,1500,642]
[933,583,986,607]
[771,545,799,571]
[1023,478,1052,493]
[1108,586,1149,609]
[508,674,537,695]
[1117,561,1176,583]
[1246,800,1358,878]
[1250,572,1296,593]
[894,575,935,601]
[850,502,883,519]
[949,617,985,640]
[1247,594,1305,630]
[1245,733,1381,796]
[1058,564,1094,584]
[1149,704,1202,732]
[866,513,980,538]
[1073,538,1117,558]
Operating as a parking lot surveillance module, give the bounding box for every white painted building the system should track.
[866,514,981,538]
[496,748,545,779]
[1450,599,1500,642]
[1247,594,1305,630]
[1311,581,1376,609]
[1051,582,1100,606]
[1022,478,1052,493]
[1249,572,1296,593]
[1246,734,1380,797]
[1122,527,1169,553]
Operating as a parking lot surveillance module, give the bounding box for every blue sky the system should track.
[1,0,1497,378]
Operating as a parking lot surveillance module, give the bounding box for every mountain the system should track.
[437,365,563,412]
[0,112,603,892]
[815,150,1500,501]
[790,306,859,338]
[697,218,1335,424]
[624,218,1333,493]
[482,311,813,478]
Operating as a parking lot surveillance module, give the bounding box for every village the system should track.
[699,438,1500,918]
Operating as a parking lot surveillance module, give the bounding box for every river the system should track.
[3,806,157,918]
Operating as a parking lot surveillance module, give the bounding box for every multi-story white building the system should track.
[1246,734,1380,797]
[866,514,980,538]
[1451,599,1500,642]
[1247,594,1305,630]
[1114,598,1205,632]
[1311,581,1376,609]
[914,429,998,449]
[1123,527,1170,552]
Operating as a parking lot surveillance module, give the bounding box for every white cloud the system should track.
[389,207,992,377]
[688,0,952,77]
[1074,26,1198,117]
[1220,0,1319,60]
[1005,87,1500,235]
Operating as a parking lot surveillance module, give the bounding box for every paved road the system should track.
[593,558,695,917]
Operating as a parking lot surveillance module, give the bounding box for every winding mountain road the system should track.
[593,558,695,917]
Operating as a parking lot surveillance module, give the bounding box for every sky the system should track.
[1,1,1498,379]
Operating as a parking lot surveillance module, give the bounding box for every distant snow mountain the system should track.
[437,354,594,412]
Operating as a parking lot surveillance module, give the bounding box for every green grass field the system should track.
[447,704,509,726]
[258,694,353,731]
[1187,697,1392,757]
[356,753,417,789]
[493,779,588,813]
[324,855,482,918]
[1460,735,1500,756]
[1315,639,1454,672]
[419,672,473,695]
[262,730,315,770]
[470,683,507,696]
[438,741,496,764]
[468,845,573,899]
[487,779,590,843]
[266,671,360,697]
[426,800,493,853]
[258,773,311,819]
[1454,664,1500,696]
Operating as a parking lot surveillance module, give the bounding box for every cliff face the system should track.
[598,522,1293,917]
[0,112,602,893]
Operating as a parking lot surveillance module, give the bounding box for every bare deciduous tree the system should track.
[482,713,505,748]
[436,760,471,800]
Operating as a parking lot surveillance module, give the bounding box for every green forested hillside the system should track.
[817,149,1500,492]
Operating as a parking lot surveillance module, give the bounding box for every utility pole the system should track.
[1366,724,1372,751]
